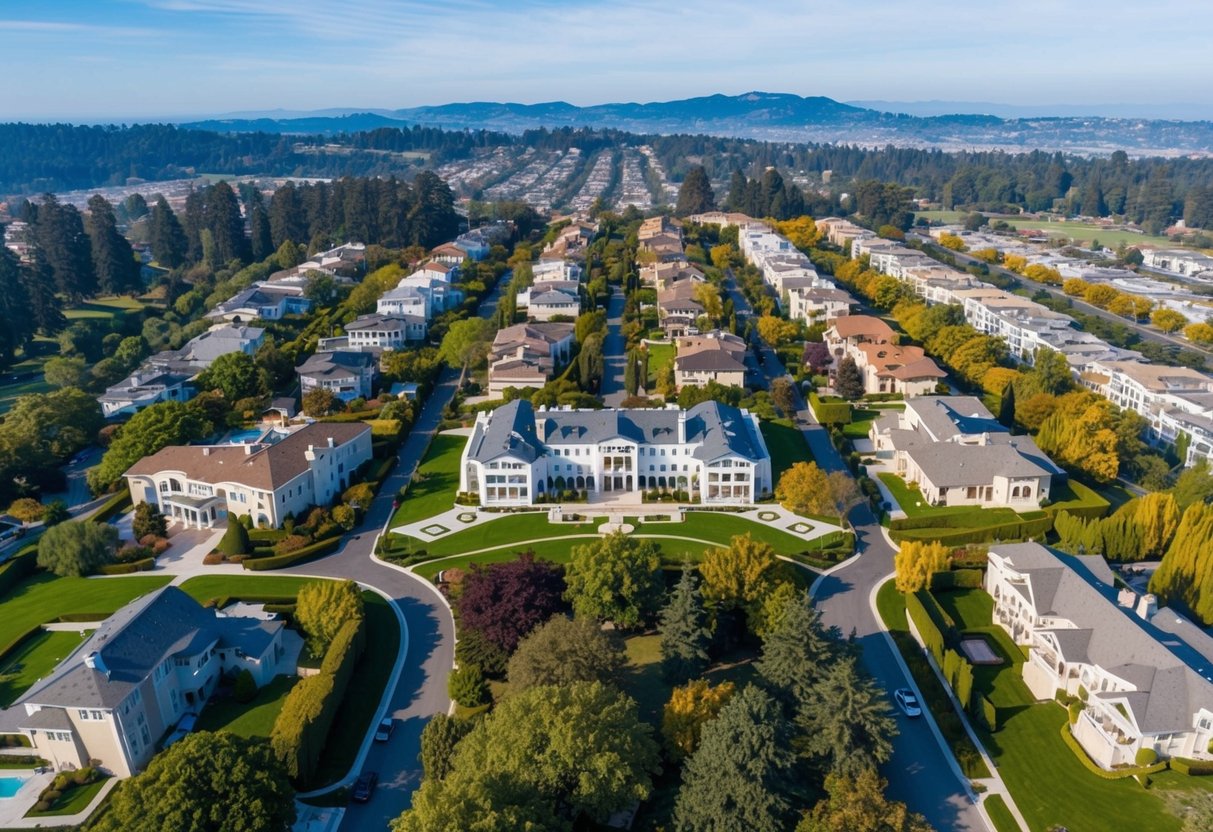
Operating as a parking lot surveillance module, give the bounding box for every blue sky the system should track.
[2,0,1212,121]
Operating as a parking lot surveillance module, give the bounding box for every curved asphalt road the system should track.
[724,271,986,830]
[284,277,505,829]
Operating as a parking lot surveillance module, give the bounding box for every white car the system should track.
[374,718,394,742]
[894,688,922,718]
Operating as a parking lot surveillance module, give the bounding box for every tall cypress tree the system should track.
[35,195,97,301]
[998,382,1017,430]
[247,190,273,261]
[672,685,800,832]
[149,196,188,268]
[268,181,306,249]
[659,569,712,685]
[21,247,66,335]
[87,195,141,295]
[0,239,34,367]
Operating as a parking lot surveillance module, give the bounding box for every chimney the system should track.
[678,410,687,444]
[244,444,254,455]
[1117,588,1137,609]
[328,437,335,448]
[84,652,110,678]
[202,448,211,456]
[1136,594,1158,621]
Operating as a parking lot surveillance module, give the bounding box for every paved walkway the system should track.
[0,774,118,829]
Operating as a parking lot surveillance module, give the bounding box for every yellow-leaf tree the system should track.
[775,461,829,516]
[661,679,736,760]
[894,540,951,593]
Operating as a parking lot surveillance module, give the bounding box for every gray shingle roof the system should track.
[907,442,1055,487]
[994,543,1213,735]
[18,587,282,711]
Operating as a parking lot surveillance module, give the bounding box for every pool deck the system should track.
[0,771,117,828]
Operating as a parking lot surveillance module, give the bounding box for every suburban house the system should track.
[429,243,470,265]
[638,215,680,240]
[124,421,372,529]
[394,274,464,319]
[487,323,574,396]
[986,543,1213,768]
[532,259,584,284]
[160,324,265,369]
[640,232,685,261]
[870,396,1059,509]
[418,260,458,282]
[658,279,705,338]
[825,314,944,395]
[205,283,311,323]
[528,289,580,321]
[376,285,428,319]
[787,286,853,326]
[674,331,748,390]
[318,312,427,353]
[459,399,772,506]
[99,370,194,419]
[297,350,377,401]
[16,587,288,777]
[640,260,705,288]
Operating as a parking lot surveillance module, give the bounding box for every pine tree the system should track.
[672,684,800,832]
[675,166,715,217]
[248,191,273,261]
[797,655,897,775]
[35,195,97,300]
[205,181,250,264]
[149,196,187,268]
[659,570,712,685]
[87,195,141,295]
[834,355,865,400]
[0,240,34,367]
[21,247,66,335]
[755,590,838,711]
[269,181,306,248]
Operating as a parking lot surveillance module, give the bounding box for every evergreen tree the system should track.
[181,189,206,263]
[149,196,187,268]
[998,382,1016,430]
[205,181,250,263]
[87,195,141,294]
[269,181,307,248]
[21,247,66,334]
[248,190,273,261]
[725,170,747,212]
[34,194,97,300]
[834,355,865,400]
[675,165,715,217]
[0,240,34,367]
[659,569,712,685]
[797,655,897,775]
[673,684,800,832]
[755,590,838,711]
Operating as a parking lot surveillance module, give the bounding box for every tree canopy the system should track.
[506,615,626,690]
[564,532,663,628]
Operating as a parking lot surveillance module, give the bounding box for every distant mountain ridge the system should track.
[180,91,1213,155]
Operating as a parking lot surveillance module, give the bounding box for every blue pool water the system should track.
[225,428,267,444]
[0,776,26,798]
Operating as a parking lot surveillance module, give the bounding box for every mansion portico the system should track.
[459,399,772,506]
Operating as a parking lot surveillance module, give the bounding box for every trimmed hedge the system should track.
[199,594,297,610]
[320,617,367,694]
[1058,722,1167,781]
[90,491,133,524]
[1043,480,1110,521]
[931,569,984,590]
[889,510,1040,532]
[243,536,342,571]
[973,694,999,732]
[97,557,155,575]
[891,513,1052,545]
[0,625,46,669]
[1170,757,1213,776]
[809,392,852,425]
[272,673,337,784]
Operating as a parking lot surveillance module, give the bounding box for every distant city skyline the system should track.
[3,0,1212,122]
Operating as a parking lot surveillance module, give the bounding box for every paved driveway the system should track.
[601,288,628,406]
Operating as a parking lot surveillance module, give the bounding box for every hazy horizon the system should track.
[3,0,1212,122]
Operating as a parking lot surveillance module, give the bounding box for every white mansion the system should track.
[459,399,772,506]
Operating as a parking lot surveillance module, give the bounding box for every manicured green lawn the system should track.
[195,674,298,738]
[983,794,1019,832]
[842,408,880,440]
[0,630,90,707]
[26,776,110,817]
[0,574,171,654]
[877,473,1021,524]
[760,418,813,483]
[389,433,468,527]
[177,575,323,604]
[311,592,400,788]
[620,634,757,728]
[936,586,1203,832]
[645,342,675,388]
[63,296,148,321]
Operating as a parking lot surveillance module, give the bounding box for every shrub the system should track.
[273,534,311,556]
[1170,757,1213,776]
[233,669,257,704]
[33,800,51,813]
[447,664,489,707]
[131,502,168,539]
[217,521,251,557]
[1067,700,1083,725]
[1135,748,1158,766]
[242,536,341,571]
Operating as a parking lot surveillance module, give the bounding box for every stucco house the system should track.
[459,399,771,506]
[870,396,1059,509]
[16,587,287,777]
[124,421,372,529]
[987,543,1213,768]
[673,331,748,390]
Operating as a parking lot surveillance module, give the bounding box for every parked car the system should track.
[894,688,922,718]
[374,718,394,742]
[351,772,379,803]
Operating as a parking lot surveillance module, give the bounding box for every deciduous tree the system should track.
[506,615,625,690]
[295,580,365,657]
[662,679,735,761]
[894,540,952,593]
[564,533,663,628]
[37,520,117,576]
[457,553,568,656]
[797,767,934,832]
[90,401,212,493]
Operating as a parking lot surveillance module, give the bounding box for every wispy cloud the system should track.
[0,18,160,37]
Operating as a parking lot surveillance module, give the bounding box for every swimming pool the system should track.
[0,776,27,799]
[224,428,268,444]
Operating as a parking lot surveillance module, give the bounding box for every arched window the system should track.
[1022,485,1032,499]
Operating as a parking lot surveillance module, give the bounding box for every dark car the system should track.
[351,772,378,803]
